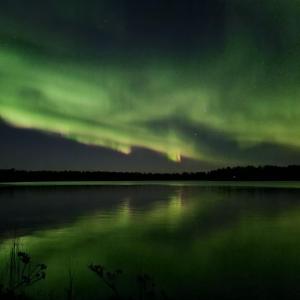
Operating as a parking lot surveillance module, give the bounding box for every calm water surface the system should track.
[1,181,300,299]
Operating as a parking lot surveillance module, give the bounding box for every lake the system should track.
[1,181,300,299]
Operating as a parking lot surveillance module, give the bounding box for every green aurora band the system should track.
[0,0,299,164]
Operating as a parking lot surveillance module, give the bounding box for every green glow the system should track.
[2,185,300,298]
[0,0,299,164]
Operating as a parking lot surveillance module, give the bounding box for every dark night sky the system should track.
[0,0,299,171]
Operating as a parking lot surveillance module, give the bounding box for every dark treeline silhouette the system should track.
[1,166,300,182]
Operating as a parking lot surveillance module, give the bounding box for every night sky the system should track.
[0,0,299,171]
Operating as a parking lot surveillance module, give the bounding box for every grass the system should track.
[0,241,170,300]
[0,240,47,300]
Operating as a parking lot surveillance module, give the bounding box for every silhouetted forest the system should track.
[1,166,300,182]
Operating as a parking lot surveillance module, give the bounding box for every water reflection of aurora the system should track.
[2,186,300,299]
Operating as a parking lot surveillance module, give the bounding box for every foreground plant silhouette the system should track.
[89,264,123,299]
[2,244,169,300]
[89,264,170,300]
[0,242,47,300]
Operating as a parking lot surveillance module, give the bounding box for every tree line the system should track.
[1,165,300,182]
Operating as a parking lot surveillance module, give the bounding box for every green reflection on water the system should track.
[1,184,300,299]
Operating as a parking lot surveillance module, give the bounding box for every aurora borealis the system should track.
[0,0,300,170]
